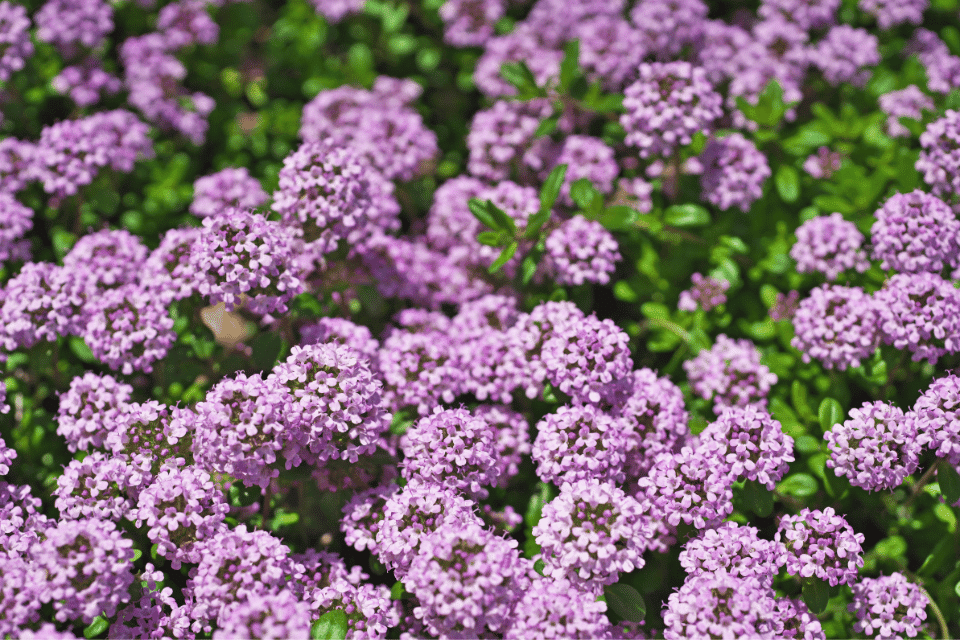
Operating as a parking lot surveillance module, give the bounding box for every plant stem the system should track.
[922,586,949,640]
[904,460,941,510]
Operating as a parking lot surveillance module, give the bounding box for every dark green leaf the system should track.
[604,583,646,623]
[939,463,960,506]
[540,164,568,214]
[664,204,710,227]
[535,114,560,137]
[818,398,845,432]
[312,609,348,640]
[570,178,599,210]
[918,537,953,577]
[560,39,580,90]
[69,336,95,363]
[569,75,589,100]
[84,616,109,639]
[599,205,639,231]
[778,473,819,498]
[489,242,518,274]
[390,409,416,436]
[486,201,516,234]
[468,198,498,230]
[500,61,537,92]
[743,480,774,517]
[521,255,539,285]
[775,165,800,203]
[477,231,503,246]
[525,209,552,239]
[390,582,411,600]
[801,578,830,614]
[251,332,284,373]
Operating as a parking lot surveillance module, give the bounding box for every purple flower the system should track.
[908,29,960,95]
[64,228,149,290]
[534,479,647,590]
[700,133,771,212]
[0,2,32,82]
[700,406,795,489]
[341,484,399,554]
[466,99,555,182]
[303,555,398,640]
[827,401,920,491]
[33,111,154,201]
[792,284,880,371]
[917,109,960,198]
[134,463,229,569]
[573,16,647,90]
[157,0,219,49]
[190,208,304,316]
[874,272,960,364]
[191,167,268,218]
[19,624,79,640]
[636,439,735,531]
[375,481,482,575]
[663,570,780,640]
[621,62,723,158]
[401,407,499,497]
[777,507,865,586]
[54,452,136,521]
[540,313,633,404]
[377,324,463,416]
[533,404,632,485]
[684,335,778,412]
[308,0,363,22]
[0,436,13,476]
[811,25,879,87]
[82,284,176,375]
[791,212,869,280]
[554,135,619,206]
[104,401,194,481]
[29,518,135,623]
[35,0,113,55]
[439,0,505,46]
[849,573,928,639]
[544,217,621,286]
[775,598,826,640]
[759,0,838,28]
[0,551,45,635]
[144,227,204,301]
[522,0,625,48]
[629,0,708,60]
[299,317,379,361]
[771,290,801,321]
[803,146,842,178]
[502,575,611,640]
[406,522,530,638]
[912,375,960,465]
[860,0,927,28]
[56,373,133,452]
[51,59,121,107]
[269,343,389,465]
[879,86,934,137]
[678,273,729,312]
[694,20,753,86]
[473,404,530,488]
[679,521,787,580]
[474,25,562,97]
[612,368,690,479]
[214,589,313,639]
[273,140,397,255]
[299,79,438,181]
[192,374,288,488]
[0,193,31,264]
[0,137,36,194]
[871,190,960,274]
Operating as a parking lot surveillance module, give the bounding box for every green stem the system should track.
[922,586,949,640]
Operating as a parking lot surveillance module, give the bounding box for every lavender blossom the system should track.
[700,406,795,489]
[0,193,31,264]
[573,16,647,90]
[860,0,927,28]
[912,375,960,465]
[775,598,826,640]
[0,552,45,635]
[35,0,113,55]
[849,573,928,639]
[466,99,552,182]
[908,29,960,95]
[554,135,619,206]
[0,436,13,476]
[341,484,398,555]
[0,2,32,81]
[473,25,562,97]
[157,0,219,49]
[308,0,364,22]
[377,324,463,416]
[191,167,268,218]
[791,213,870,280]
[502,576,611,640]
[621,62,723,158]
[791,285,880,371]
[826,401,920,491]
[803,147,842,179]
[759,0,839,28]
[917,109,960,199]
[871,190,960,274]
[879,86,933,137]
[684,335,778,411]
[700,133,771,212]
[54,452,136,521]
[532,404,632,485]
[474,404,530,488]
[629,0,708,60]
[678,273,730,312]
[0,137,36,194]
[663,571,781,640]
[811,26,879,87]
[56,373,133,452]
[104,401,194,480]
[439,0,505,47]
[51,60,122,107]
[771,290,801,321]
[64,228,149,290]
[544,217,621,286]
[777,507,865,586]
[679,521,787,580]
[874,272,960,364]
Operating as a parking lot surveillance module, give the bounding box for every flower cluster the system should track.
[684,335,778,411]
[679,522,787,580]
[874,272,960,364]
[700,133,771,212]
[678,273,730,312]
[777,508,865,586]
[191,167,269,218]
[917,109,960,199]
[871,190,960,274]
[791,213,870,281]
[663,570,780,640]
[700,406,795,489]
[545,217,622,286]
[0,1,32,82]
[849,573,928,639]
[912,375,960,465]
[826,401,920,491]
[791,284,880,370]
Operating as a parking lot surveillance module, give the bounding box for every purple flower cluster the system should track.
[826,401,920,491]
[700,406,795,489]
[663,570,780,640]
[0,193,32,263]
[299,78,438,181]
[35,0,113,56]
[544,217,621,286]
[908,29,960,95]
[777,507,865,586]
[533,403,631,485]
[308,0,364,23]
[912,375,960,465]
[574,16,647,90]
[56,373,133,452]
[0,1,32,82]
[803,147,843,178]
[678,273,730,312]
[700,133,771,212]
[630,0,708,60]
[849,573,928,639]
[860,0,927,29]
[791,213,870,280]
[438,0,505,47]
[917,109,960,199]
[684,335,778,411]
[190,208,304,316]
[534,479,647,591]
[879,86,933,137]
[54,452,136,521]
[792,284,879,370]
[871,190,960,274]
[474,25,562,97]
[621,62,723,158]
[679,522,787,580]
[51,60,122,107]
[812,25,880,87]
[191,167,268,218]
[875,272,960,364]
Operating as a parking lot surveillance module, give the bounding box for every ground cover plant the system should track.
[2,0,960,637]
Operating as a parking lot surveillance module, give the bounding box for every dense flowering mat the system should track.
[2,0,960,638]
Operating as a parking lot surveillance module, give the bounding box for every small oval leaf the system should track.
[312,609,348,640]
[938,463,960,506]
[818,398,844,432]
[604,583,646,623]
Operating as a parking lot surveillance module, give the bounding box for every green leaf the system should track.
[664,204,710,227]
[613,280,638,302]
[599,205,639,231]
[791,380,814,423]
[468,197,498,230]
[775,165,800,203]
[486,201,516,234]
[312,609,348,640]
[640,302,670,321]
[521,255,539,285]
[818,398,844,432]
[741,480,774,517]
[489,241,518,274]
[540,164,568,214]
[570,178,599,210]
[389,409,416,436]
[801,578,830,614]
[84,616,109,639]
[778,473,819,498]
[390,581,411,600]
[251,332,284,373]
[525,209,551,239]
[604,583,646,623]
[477,231,502,247]
[918,537,953,577]
[500,61,537,92]
[69,336,95,363]
[938,463,960,505]
[535,114,560,137]
[560,39,580,90]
